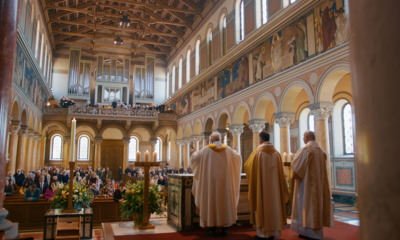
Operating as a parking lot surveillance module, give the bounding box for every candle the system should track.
[136,151,141,162]
[152,152,157,162]
[144,150,149,162]
[70,118,77,162]
[289,153,294,162]
[282,152,288,162]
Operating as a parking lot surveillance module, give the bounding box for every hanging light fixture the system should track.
[119,15,131,28]
[114,36,123,46]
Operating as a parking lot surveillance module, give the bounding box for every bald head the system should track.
[303,130,316,144]
[209,132,221,143]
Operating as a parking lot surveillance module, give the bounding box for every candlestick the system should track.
[144,150,149,162]
[152,152,157,162]
[70,118,77,162]
[283,152,288,162]
[136,151,141,162]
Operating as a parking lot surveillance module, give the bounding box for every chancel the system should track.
[0,0,398,240]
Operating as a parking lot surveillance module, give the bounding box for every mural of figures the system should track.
[314,0,347,53]
[252,42,273,83]
[14,45,25,87]
[270,33,282,73]
[177,93,190,117]
[191,78,215,112]
[217,56,249,100]
[287,18,308,65]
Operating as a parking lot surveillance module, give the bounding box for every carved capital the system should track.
[94,136,103,144]
[10,123,21,134]
[249,119,266,133]
[229,124,244,136]
[18,125,28,137]
[309,102,334,120]
[122,137,131,144]
[191,135,203,143]
[274,112,295,127]
[150,137,158,145]
[176,139,185,146]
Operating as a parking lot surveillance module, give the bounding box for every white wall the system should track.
[52,58,69,100]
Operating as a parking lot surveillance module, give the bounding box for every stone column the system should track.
[63,136,71,168]
[7,121,20,173]
[274,112,295,154]
[25,130,34,171]
[184,138,191,169]
[176,140,184,168]
[0,0,19,237]
[122,137,130,170]
[150,137,158,156]
[214,129,228,145]
[349,1,400,238]
[30,134,39,170]
[16,125,28,171]
[36,136,44,168]
[229,124,244,155]
[249,119,266,150]
[310,102,334,188]
[94,137,103,170]
[202,132,211,147]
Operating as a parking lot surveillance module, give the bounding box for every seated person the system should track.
[4,180,14,196]
[89,183,100,196]
[113,183,126,202]
[24,184,41,201]
[103,179,115,197]
[44,182,58,201]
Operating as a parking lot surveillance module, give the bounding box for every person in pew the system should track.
[14,169,25,187]
[44,182,58,200]
[24,184,41,201]
[113,183,126,202]
[37,176,49,196]
[89,183,100,196]
[5,180,14,196]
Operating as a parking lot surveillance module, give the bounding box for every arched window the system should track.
[128,136,139,161]
[166,71,170,98]
[299,108,314,148]
[172,65,176,94]
[207,29,213,66]
[178,58,183,88]
[332,99,354,156]
[50,134,63,160]
[238,0,245,42]
[220,15,227,55]
[273,121,280,152]
[155,137,162,162]
[308,114,315,132]
[283,0,297,8]
[195,39,201,76]
[35,20,40,58]
[261,0,268,24]
[186,49,191,82]
[342,103,354,154]
[77,135,90,161]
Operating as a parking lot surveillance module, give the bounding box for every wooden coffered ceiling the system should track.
[43,0,211,57]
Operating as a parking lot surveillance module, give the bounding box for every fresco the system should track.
[314,0,348,53]
[191,78,215,112]
[217,55,249,100]
[14,43,47,108]
[176,93,190,117]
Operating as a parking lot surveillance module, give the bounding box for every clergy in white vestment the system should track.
[244,131,288,240]
[291,131,333,240]
[190,132,242,235]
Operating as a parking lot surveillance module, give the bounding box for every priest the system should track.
[190,132,242,236]
[244,131,288,240]
[291,131,333,239]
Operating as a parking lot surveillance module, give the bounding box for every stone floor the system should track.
[18,203,359,240]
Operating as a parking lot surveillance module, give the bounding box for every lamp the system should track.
[119,15,131,28]
[114,36,123,46]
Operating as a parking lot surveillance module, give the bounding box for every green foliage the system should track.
[120,180,164,219]
[51,182,94,210]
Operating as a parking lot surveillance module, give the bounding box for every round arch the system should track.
[183,123,192,137]
[193,119,203,135]
[316,62,351,102]
[11,101,19,121]
[217,110,231,129]
[177,126,184,139]
[127,125,154,141]
[204,116,215,132]
[232,101,251,124]
[252,92,278,120]
[99,124,128,138]
[280,79,314,112]
[42,121,69,136]
[21,109,27,126]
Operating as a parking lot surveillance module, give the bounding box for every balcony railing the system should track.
[68,107,158,119]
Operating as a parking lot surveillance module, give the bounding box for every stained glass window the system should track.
[78,135,89,160]
[343,103,354,154]
[239,0,245,42]
[50,134,63,160]
[195,39,200,76]
[128,137,139,161]
[186,50,191,83]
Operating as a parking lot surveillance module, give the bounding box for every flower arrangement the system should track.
[51,182,94,210]
[120,180,164,220]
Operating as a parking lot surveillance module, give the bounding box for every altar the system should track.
[167,173,250,230]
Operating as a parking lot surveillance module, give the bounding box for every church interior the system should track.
[0,0,398,239]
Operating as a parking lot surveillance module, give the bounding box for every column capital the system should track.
[122,137,131,144]
[249,119,266,133]
[26,129,35,138]
[229,124,244,136]
[18,125,28,136]
[10,123,21,134]
[274,112,295,127]
[33,134,42,142]
[309,102,334,120]
[94,136,103,144]
[176,139,185,146]
[191,135,203,142]
[149,137,158,145]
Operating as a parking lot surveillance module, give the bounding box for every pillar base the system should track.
[0,208,19,239]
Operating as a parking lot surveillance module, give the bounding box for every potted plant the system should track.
[120,180,164,226]
[51,182,94,211]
